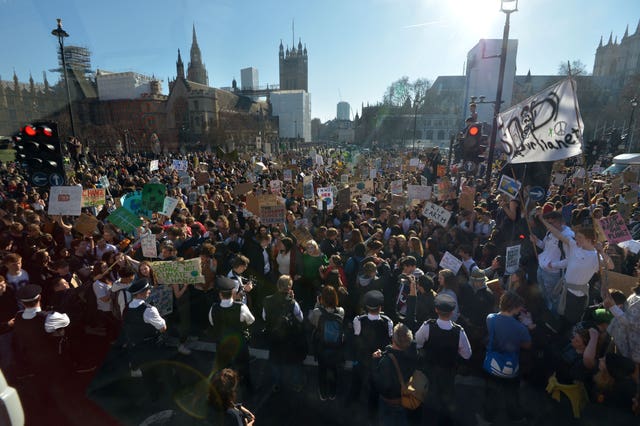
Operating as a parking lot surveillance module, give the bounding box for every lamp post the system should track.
[485,0,517,185]
[627,97,638,153]
[51,18,76,138]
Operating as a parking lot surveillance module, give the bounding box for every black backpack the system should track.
[314,308,344,349]
[268,299,299,343]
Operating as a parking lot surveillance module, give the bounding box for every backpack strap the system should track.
[387,353,406,390]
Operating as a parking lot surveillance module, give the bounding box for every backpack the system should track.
[268,300,299,343]
[314,308,344,349]
[111,288,130,321]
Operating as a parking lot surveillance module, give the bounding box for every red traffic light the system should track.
[41,126,53,137]
[468,125,480,136]
[23,125,37,136]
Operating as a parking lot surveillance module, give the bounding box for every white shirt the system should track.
[537,225,574,273]
[128,298,166,331]
[262,248,271,274]
[414,318,472,360]
[21,307,70,333]
[6,269,29,291]
[208,298,255,326]
[353,313,393,337]
[562,238,600,296]
[111,280,132,316]
[276,251,291,275]
[93,280,112,312]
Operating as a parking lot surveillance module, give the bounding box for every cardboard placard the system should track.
[195,172,209,186]
[604,271,638,296]
[149,160,159,172]
[141,232,158,258]
[422,202,452,227]
[439,251,462,275]
[82,188,106,208]
[151,258,205,285]
[48,186,83,216]
[459,185,475,211]
[599,213,632,244]
[74,213,99,236]
[291,226,314,245]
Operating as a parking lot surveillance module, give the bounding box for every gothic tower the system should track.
[187,24,209,85]
[176,49,185,80]
[279,37,308,91]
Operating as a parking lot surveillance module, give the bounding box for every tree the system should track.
[557,60,589,76]
[382,77,432,109]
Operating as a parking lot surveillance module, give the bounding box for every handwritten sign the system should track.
[303,175,314,200]
[151,258,205,285]
[259,204,286,225]
[160,197,179,217]
[48,186,83,216]
[141,232,158,258]
[283,169,293,182]
[107,207,142,234]
[439,251,462,275]
[82,188,106,207]
[269,179,283,194]
[422,202,452,227]
[407,185,432,201]
[99,175,110,188]
[317,187,334,209]
[74,213,99,236]
[390,179,403,195]
[505,244,521,274]
[149,160,159,171]
[599,213,632,244]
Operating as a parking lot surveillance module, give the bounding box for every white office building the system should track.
[96,70,160,100]
[337,101,350,121]
[271,90,311,142]
[240,67,259,90]
[462,39,518,124]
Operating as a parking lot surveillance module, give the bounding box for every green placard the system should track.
[107,207,142,234]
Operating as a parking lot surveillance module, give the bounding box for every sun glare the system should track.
[445,0,503,39]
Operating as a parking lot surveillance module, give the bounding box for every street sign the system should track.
[32,172,48,187]
[529,186,546,202]
[50,173,65,186]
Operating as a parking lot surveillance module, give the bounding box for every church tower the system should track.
[187,24,209,85]
[279,36,308,91]
[176,49,185,80]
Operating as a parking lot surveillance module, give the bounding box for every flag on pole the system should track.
[499,79,583,164]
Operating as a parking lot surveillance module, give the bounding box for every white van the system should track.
[602,153,640,175]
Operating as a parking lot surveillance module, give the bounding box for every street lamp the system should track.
[51,18,76,137]
[627,97,638,153]
[485,0,517,185]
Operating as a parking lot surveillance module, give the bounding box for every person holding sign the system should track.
[537,213,614,328]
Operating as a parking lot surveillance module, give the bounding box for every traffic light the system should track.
[462,123,482,161]
[14,121,66,187]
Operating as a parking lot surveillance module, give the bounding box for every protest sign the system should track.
[505,244,521,274]
[599,213,632,244]
[552,173,566,186]
[151,258,205,285]
[195,172,209,185]
[407,185,432,201]
[160,196,179,217]
[336,187,351,211]
[409,158,420,167]
[259,204,286,224]
[291,226,314,245]
[390,179,403,195]
[617,239,640,254]
[422,202,452,227]
[459,186,475,211]
[121,191,153,218]
[99,175,110,188]
[437,180,454,201]
[498,175,521,199]
[179,173,191,190]
[283,169,293,182]
[48,186,83,216]
[149,160,159,171]
[341,174,349,185]
[141,232,158,258]
[172,159,188,171]
[82,188,106,208]
[142,183,166,213]
[245,194,260,216]
[234,182,254,196]
[317,187,334,209]
[147,285,173,316]
[74,213,99,236]
[439,251,462,275]
[369,169,377,179]
[437,165,446,177]
[420,175,429,186]
[107,207,142,234]
[361,194,376,204]
[605,271,638,296]
[269,179,283,194]
[303,175,314,200]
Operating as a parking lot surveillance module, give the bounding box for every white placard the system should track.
[422,202,452,227]
[409,158,420,167]
[407,185,432,200]
[439,251,462,275]
[390,179,403,195]
[505,244,521,275]
[317,187,334,210]
[172,159,188,171]
[149,160,159,171]
[99,175,110,189]
[369,168,377,179]
[617,239,640,254]
[141,232,158,258]
[160,196,179,217]
[48,186,83,216]
[270,179,282,193]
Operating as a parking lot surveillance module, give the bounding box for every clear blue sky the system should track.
[1,0,638,122]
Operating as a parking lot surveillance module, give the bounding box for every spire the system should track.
[176,49,185,79]
[29,72,34,93]
[192,23,199,47]
[614,36,618,45]
[303,44,307,56]
[636,18,640,36]
[607,32,613,45]
[623,24,629,39]
[598,35,603,48]
[298,37,302,53]
[13,70,18,91]
[279,39,284,59]
[43,71,49,91]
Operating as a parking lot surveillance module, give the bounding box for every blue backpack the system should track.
[315,308,344,350]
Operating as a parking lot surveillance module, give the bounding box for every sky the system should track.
[0,0,638,122]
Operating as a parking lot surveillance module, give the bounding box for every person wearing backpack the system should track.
[110,265,136,321]
[262,274,304,392]
[309,285,345,401]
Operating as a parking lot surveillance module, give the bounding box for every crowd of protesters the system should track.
[0,143,639,425]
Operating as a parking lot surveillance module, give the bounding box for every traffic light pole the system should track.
[485,8,513,185]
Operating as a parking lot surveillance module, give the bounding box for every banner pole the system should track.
[510,163,538,259]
